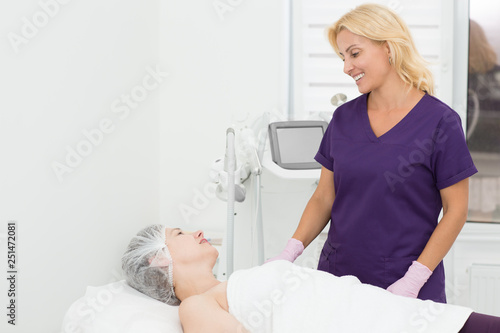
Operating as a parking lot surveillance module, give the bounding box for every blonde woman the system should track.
[269,4,477,303]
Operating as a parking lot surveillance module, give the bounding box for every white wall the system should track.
[0,1,160,332]
[1,0,288,331]
[159,0,288,270]
[446,223,500,314]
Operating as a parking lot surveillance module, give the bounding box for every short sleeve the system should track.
[315,121,334,171]
[432,111,478,190]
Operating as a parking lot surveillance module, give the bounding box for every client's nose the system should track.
[192,230,204,239]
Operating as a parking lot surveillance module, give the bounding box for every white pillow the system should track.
[61,280,183,333]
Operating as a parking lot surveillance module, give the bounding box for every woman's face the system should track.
[165,228,218,265]
[336,29,392,94]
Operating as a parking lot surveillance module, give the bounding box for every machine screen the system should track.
[275,127,324,164]
[268,121,328,169]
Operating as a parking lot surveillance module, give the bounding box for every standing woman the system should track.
[268,4,477,303]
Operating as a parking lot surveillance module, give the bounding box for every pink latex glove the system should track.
[387,261,433,298]
[265,238,304,263]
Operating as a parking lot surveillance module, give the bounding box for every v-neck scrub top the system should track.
[315,93,477,303]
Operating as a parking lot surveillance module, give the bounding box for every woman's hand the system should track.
[265,238,304,263]
[387,261,432,298]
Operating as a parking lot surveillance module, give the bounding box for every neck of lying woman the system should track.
[174,266,222,301]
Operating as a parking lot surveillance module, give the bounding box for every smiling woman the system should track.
[327,3,434,96]
[269,3,478,305]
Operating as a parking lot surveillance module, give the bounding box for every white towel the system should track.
[227,261,472,333]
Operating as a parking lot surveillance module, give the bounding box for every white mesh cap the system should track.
[121,224,179,305]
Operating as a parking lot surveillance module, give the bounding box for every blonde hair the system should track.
[469,19,498,74]
[327,3,434,95]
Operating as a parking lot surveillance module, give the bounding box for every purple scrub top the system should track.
[315,93,477,303]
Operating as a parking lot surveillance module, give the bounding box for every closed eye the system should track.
[172,228,184,236]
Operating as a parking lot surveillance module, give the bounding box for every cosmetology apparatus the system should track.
[211,126,264,277]
[268,120,329,170]
[211,93,347,278]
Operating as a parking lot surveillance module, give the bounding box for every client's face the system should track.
[165,228,218,265]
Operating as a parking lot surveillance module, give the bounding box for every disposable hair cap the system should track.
[121,224,179,305]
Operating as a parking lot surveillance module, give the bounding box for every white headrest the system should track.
[61,280,183,333]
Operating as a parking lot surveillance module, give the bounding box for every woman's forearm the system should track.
[417,178,469,271]
[292,167,335,248]
[292,194,333,248]
[417,210,467,271]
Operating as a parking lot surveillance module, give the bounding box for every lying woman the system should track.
[122,225,500,333]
